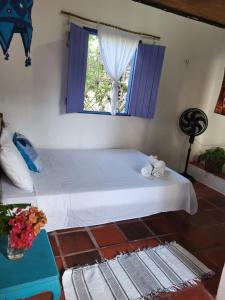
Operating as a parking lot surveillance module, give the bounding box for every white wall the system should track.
[0,0,225,171]
[185,38,225,174]
[143,17,225,170]
[196,39,225,153]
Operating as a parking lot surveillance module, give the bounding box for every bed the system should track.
[1,147,198,232]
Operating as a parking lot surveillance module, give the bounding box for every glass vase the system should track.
[7,235,25,260]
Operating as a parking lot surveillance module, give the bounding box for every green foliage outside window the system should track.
[84,34,131,114]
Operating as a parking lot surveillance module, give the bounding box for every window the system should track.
[84,32,133,114]
[66,23,165,119]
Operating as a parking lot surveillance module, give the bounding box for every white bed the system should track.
[1,149,198,232]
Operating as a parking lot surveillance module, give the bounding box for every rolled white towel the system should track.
[148,155,158,166]
[152,160,166,178]
[141,163,153,178]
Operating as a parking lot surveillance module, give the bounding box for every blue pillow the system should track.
[13,132,42,172]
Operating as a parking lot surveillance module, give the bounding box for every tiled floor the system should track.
[28,181,225,300]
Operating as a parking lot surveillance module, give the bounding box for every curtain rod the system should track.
[61,10,160,41]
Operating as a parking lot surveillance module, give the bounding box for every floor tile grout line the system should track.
[63,247,98,258]
[54,231,68,270]
[116,219,164,244]
[141,217,164,238]
[88,223,115,229]
[56,228,86,235]
[85,226,103,259]
[114,222,129,242]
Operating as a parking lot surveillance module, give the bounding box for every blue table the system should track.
[0,230,61,300]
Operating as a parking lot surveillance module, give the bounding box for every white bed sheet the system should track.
[1,149,198,232]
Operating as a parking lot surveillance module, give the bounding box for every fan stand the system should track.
[181,135,195,182]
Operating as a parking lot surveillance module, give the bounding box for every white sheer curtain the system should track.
[98,25,139,115]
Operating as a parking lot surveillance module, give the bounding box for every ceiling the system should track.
[133,0,225,28]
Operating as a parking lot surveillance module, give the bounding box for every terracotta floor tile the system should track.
[197,198,216,210]
[203,274,221,296]
[58,231,95,255]
[183,225,225,252]
[65,250,101,268]
[206,194,225,208]
[60,290,66,300]
[161,210,187,218]
[142,213,164,220]
[101,242,132,259]
[118,221,153,241]
[91,224,126,246]
[55,256,64,278]
[130,238,160,250]
[184,210,225,229]
[48,234,60,256]
[26,292,52,300]
[195,247,225,272]
[170,285,214,300]
[144,215,187,235]
[208,209,225,223]
[193,181,208,191]
[56,227,85,234]
[159,233,186,246]
[163,210,190,224]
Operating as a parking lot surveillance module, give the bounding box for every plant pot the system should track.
[205,160,225,174]
[7,235,25,260]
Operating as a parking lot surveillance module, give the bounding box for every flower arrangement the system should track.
[0,204,47,252]
[8,207,47,250]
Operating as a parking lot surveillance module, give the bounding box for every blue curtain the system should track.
[66,23,89,113]
[128,43,165,119]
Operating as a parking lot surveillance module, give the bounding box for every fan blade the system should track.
[194,123,203,134]
[191,110,201,119]
[182,112,192,124]
[193,117,207,126]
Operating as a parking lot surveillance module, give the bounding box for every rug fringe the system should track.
[124,278,202,300]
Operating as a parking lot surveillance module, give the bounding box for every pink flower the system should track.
[7,207,47,250]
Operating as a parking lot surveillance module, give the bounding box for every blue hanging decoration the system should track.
[0,0,33,67]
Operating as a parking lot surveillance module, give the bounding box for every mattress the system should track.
[1,149,198,232]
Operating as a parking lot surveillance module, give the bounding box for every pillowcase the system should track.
[0,128,34,192]
[13,132,42,173]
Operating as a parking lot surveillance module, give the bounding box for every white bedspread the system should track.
[1,149,198,231]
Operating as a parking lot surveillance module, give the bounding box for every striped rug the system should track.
[62,242,214,300]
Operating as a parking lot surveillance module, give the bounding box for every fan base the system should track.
[180,172,195,183]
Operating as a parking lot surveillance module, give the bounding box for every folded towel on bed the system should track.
[148,155,158,165]
[141,163,153,177]
[141,155,166,178]
[152,160,166,178]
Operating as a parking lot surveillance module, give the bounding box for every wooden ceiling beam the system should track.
[133,0,225,29]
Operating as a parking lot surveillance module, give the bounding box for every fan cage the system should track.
[179,108,208,137]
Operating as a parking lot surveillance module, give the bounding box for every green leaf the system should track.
[0,203,31,236]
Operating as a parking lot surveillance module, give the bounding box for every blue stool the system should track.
[0,230,61,300]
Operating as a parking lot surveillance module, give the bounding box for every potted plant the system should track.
[199,147,225,174]
[0,204,47,260]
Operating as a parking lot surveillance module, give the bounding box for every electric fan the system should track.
[179,108,208,181]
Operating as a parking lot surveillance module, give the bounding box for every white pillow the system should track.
[0,128,34,192]
[0,125,13,145]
